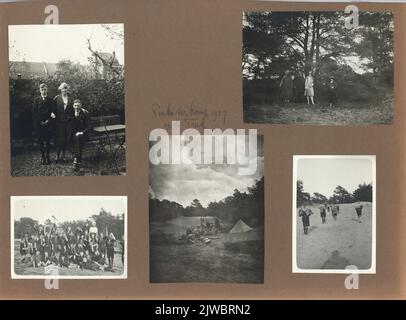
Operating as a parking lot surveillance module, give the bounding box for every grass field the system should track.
[244,98,393,125]
[13,240,125,277]
[150,220,264,283]
[296,202,373,270]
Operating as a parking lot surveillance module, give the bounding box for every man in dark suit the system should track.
[32,83,55,165]
[70,99,93,170]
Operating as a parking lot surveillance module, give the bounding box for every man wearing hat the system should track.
[70,99,92,170]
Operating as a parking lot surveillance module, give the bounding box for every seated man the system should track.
[32,251,43,268]
[59,254,70,268]
[70,99,92,171]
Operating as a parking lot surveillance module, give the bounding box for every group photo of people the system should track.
[18,220,122,272]
[278,70,338,107]
[9,24,125,176]
[12,196,127,278]
[243,11,394,125]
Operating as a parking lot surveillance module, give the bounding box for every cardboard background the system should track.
[0,0,405,299]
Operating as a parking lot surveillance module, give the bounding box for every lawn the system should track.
[244,97,393,125]
[150,225,264,283]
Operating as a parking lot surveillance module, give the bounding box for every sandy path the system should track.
[296,202,373,270]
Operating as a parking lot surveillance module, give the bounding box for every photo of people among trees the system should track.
[9,24,125,176]
[12,197,126,278]
[243,11,394,125]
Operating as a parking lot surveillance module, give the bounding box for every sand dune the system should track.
[296,202,373,270]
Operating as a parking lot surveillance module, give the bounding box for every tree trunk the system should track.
[303,12,311,73]
[309,13,317,69]
[314,15,321,78]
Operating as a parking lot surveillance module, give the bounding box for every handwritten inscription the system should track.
[152,101,228,130]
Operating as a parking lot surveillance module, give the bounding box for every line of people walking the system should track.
[298,202,364,235]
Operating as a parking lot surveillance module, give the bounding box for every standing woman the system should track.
[53,83,74,162]
[304,71,315,105]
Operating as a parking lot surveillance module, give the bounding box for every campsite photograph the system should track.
[293,156,376,273]
[149,135,264,283]
[9,24,125,176]
[11,196,127,279]
[242,11,394,125]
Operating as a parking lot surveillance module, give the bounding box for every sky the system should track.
[9,24,124,65]
[149,135,264,207]
[12,196,126,224]
[297,157,374,197]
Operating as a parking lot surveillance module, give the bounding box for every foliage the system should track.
[329,185,354,204]
[296,180,373,207]
[150,177,264,228]
[243,11,393,105]
[312,192,328,204]
[14,208,124,239]
[9,59,125,140]
[297,180,310,206]
[352,183,373,202]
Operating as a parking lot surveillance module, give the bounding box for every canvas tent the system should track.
[229,219,253,233]
[226,220,262,244]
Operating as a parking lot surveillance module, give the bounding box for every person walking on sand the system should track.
[319,204,327,224]
[331,204,339,221]
[304,71,315,105]
[355,202,363,223]
[299,206,313,235]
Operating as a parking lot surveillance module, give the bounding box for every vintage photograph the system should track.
[292,156,376,273]
[149,135,264,283]
[243,11,394,125]
[11,196,127,279]
[9,24,125,176]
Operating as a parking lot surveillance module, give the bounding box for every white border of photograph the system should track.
[11,196,128,279]
[292,155,376,274]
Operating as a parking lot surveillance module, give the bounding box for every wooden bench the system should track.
[83,115,126,173]
[90,115,125,140]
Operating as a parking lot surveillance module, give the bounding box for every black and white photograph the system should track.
[243,11,394,125]
[293,156,376,273]
[11,196,127,279]
[149,134,264,283]
[9,24,125,176]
